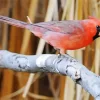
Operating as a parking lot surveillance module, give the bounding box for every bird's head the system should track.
[88,16,100,40]
[93,25,100,40]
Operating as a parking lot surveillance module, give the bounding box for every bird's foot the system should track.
[56,49,68,58]
[57,53,68,58]
[57,53,62,58]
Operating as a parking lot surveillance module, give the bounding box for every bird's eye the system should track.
[96,25,99,28]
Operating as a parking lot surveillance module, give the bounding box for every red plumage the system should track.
[0,16,100,54]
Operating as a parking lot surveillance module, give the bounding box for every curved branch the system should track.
[0,50,100,100]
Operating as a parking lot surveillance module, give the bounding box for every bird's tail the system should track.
[0,16,29,29]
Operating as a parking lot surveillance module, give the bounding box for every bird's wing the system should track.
[34,20,84,34]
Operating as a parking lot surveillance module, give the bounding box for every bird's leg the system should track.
[60,49,66,55]
[55,48,67,58]
[55,49,61,58]
[57,49,67,58]
[56,49,60,54]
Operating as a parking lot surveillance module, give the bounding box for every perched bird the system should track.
[0,16,100,54]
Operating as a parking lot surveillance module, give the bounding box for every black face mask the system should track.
[93,26,100,40]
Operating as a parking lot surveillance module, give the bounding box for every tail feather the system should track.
[0,16,29,29]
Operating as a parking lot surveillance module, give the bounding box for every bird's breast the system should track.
[42,30,92,50]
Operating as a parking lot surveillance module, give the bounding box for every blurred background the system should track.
[0,0,100,100]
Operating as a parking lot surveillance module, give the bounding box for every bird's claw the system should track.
[57,53,62,58]
[57,53,68,58]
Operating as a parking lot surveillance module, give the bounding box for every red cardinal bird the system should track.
[0,16,100,54]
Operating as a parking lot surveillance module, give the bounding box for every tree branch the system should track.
[0,50,100,100]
